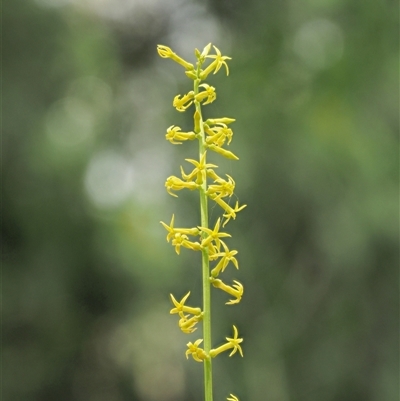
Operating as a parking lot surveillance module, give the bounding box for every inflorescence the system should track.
[158,43,246,401]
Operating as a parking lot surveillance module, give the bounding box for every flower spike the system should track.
[157,43,245,400]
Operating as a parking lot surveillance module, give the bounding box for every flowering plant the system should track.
[158,43,246,401]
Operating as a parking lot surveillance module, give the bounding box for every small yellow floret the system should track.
[195,84,216,105]
[186,339,208,362]
[209,325,243,358]
[157,44,195,70]
[170,292,202,316]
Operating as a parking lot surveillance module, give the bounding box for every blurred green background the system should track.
[3,0,399,400]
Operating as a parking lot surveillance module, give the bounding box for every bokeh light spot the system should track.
[46,97,95,147]
[84,150,135,209]
[293,19,344,70]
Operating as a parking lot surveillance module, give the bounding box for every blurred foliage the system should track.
[3,0,398,401]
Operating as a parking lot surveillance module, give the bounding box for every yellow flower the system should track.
[198,218,231,249]
[170,292,202,316]
[181,152,218,184]
[200,43,213,57]
[160,214,200,242]
[161,215,202,254]
[185,70,198,80]
[210,278,243,305]
[200,45,232,79]
[207,143,239,160]
[205,117,236,126]
[210,241,239,277]
[186,339,208,362]
[195,84,216,105]
[209,196,247,226]
[171,232,201,254]
[206,45,231,74]
[165,175,199,197]
[205,123,233,147]
[209,325,243,358]
[178,313,203,334]
[173,91,194,112]
[227,394,239,401]
[157,45,194,70]
[166,125,196,145]
[222,200,247,226]
[195,43,212,62]
[207,174,235,198]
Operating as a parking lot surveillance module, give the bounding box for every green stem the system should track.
[194,72,213,401]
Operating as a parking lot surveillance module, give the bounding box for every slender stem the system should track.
[194,71,213,401]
